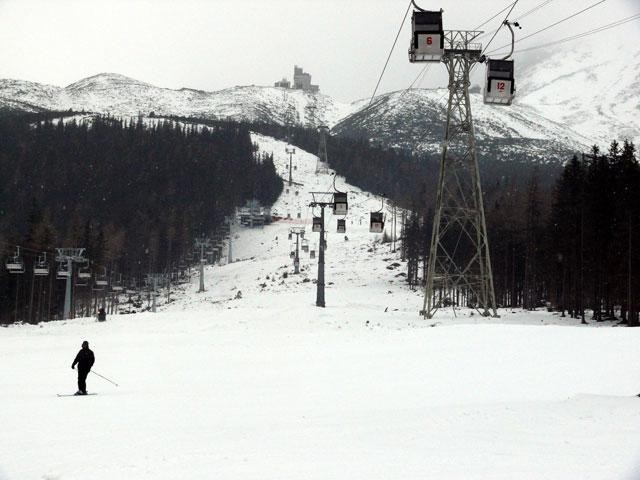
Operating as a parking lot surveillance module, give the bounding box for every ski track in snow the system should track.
[1,134,639,480]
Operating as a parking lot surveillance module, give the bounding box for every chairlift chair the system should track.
[409,9,445,63]
[77,266,91,280]
[57,261,71,279]
[337,219,346,234]
[95,269,109,288]
[312,217,323,232]
[6,248,25,274]
[33,255,50,276]
[370,212,385,233]
[483,59,515,105]
[333,192,348,216]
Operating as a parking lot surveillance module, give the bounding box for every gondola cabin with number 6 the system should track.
[408,9,444,63]
[483,59,515,106]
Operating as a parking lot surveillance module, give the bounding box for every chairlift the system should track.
[95,268,109,288]
[77,263,91,279]
[483,59,515,105]
[6,247,25,274]
[112,274,124,292]
[57,261,71,279]
[33,254,50,276]
[409,7,445,63]
[337,219,346,233]
[312,216,323,232]
[333,192,348,216]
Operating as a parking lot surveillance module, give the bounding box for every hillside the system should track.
[517,35,640,145]
[333,88,590,164]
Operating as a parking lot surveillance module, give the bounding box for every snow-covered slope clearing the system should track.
[1,134,639,480]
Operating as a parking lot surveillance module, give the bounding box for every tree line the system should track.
[0,113,282,324]
[400,141,639,325]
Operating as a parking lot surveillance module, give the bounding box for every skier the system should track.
[71,341,95,395]
[97,307,106,322]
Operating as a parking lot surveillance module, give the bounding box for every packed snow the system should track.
[1,134,639,480]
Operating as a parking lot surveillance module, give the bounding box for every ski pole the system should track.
[90,370,119,387]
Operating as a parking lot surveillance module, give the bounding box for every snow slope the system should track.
[518,34,640,146]
[1,135,639,480]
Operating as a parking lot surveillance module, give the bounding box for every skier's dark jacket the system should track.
[72,348,95,371]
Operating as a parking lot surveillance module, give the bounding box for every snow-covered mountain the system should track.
[334,88,590,163]
[517,36,640,146]
[0,73,353,127]
[2,37,638,161]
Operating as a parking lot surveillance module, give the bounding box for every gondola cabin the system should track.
[312,216,323,232]
[333,192,348,215]
[290,251,296,259]
[370,212,385,233]
[483,59,515,105]
[337,219,346,233]
[409,10,444,62]
[301,239,309,252]
[310,249,316,259]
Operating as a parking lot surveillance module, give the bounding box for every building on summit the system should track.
[274,66,319,93]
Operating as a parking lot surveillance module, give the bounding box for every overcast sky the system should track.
[0,0,637,101]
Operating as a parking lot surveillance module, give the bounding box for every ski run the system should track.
[1,134,639,480]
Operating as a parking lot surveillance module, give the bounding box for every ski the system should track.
[57,393,98,397]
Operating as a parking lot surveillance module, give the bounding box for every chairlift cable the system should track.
[368,0,413,107]
[481,0,520,56]
[485,0,608,55]
[473,1,517,31]
[492,13,640,55]
[516,0,556,21]
[479,0,556,41]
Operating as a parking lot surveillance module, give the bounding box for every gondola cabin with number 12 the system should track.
[483,59,515,106]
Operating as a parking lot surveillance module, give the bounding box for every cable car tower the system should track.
[316,125,330,175]
[409,3,517,318]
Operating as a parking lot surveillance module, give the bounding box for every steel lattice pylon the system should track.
[423,31,498,318]
[316,125,330,175]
